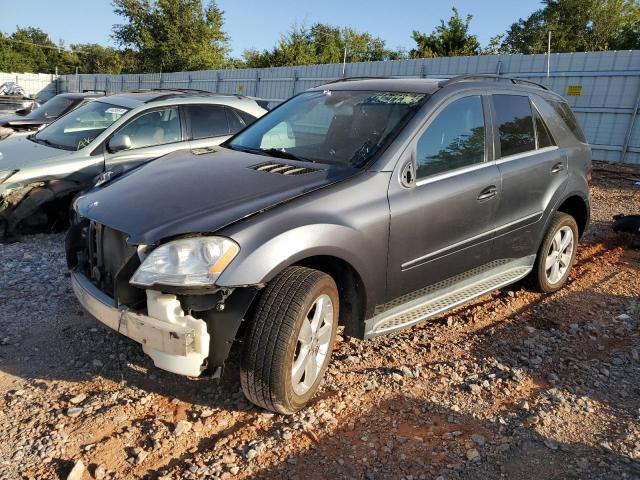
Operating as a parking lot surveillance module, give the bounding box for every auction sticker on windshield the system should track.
[105,107,128,115]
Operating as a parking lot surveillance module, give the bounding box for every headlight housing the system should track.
[0,170,18,184]
[130,237,240,288]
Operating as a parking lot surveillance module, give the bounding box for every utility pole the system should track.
[547,31,552,78]
[342,31,350,77]
[342,43,348,77]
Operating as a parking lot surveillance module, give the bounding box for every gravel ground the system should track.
[1,161,640,480]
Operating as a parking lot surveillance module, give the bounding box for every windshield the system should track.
[25,96,75,120]
[33,101,129,151]
[227,90,426,167]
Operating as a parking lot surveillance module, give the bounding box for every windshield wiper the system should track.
[228,144,314,163]
[30,135,67,150]
[261,148,312,163]
[227,144,264,155]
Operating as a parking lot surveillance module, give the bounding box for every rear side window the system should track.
[493,95,535,157]
[185,105,229,139]
[548,98,587,143]
[416,95,485,179]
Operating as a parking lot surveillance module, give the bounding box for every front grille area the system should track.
[67,219,144,308]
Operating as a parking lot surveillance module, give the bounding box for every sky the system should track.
[0,0,543,58]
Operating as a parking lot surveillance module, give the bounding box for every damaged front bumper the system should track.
[71,270,210,376]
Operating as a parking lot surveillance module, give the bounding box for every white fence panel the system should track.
[0,72,58,100]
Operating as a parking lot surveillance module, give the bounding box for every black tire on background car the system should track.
[241,266,339,414]
[528,212,579,293]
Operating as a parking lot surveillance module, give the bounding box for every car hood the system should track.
[0,136,70,169]
[75,147,360,245]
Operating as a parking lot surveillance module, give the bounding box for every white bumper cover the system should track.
[71,271,210,377]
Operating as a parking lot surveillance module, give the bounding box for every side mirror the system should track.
[14,106,32,116]
[107,134,132,153]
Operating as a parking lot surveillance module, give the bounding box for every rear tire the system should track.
[240,266,339,414]
[528,212,578,293]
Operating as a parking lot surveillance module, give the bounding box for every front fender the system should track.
[216,222,384,305]
[215,171,392,313]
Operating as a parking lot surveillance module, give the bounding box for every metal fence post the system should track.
[621,79,640,163]
[292,71,298,96]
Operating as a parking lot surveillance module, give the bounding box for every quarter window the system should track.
[416,96,485,179]
[236,109,257,126]
[548,98,587,143]
[533,107,555,149]
[493,95,536,157]
[185,105,229,139]
[117,107,181,149]
[225,108,245,134]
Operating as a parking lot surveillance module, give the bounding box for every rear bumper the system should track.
[71,270,207,374]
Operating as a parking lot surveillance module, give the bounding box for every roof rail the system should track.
[120,88,247,102]
[440,74,549,91]
[323,76,397,85]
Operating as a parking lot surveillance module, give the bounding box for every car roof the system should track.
[311,75,557,98]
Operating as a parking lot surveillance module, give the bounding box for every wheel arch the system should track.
[293,255,368,338]
[556,192,590,238]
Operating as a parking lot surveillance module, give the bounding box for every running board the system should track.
[364,256,535,339]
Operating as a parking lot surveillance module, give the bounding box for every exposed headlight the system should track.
[130,237,240,287]
[0,170,18,184]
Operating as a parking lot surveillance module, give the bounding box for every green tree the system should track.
[502,0,640,53]
[242,23,403,68]
[112,0,230,72]
[410,8,480,58]
[0,27,70,73]
[70,44,126,74]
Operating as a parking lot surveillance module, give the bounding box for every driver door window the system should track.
[117,107,181,149]
[416,96,486,179]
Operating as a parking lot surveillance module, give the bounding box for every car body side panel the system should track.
[216,172,392,317]
[491,91,590,260]
[492,147,569,259]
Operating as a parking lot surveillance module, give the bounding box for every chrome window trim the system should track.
[495,145,559,165]
[415,160,496,187]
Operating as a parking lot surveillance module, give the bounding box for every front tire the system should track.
[529,212,579,293]
[240,266,339,414]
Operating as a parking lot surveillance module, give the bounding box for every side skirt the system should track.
[364,256,535,339]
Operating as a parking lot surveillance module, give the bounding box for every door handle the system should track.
[477,185,497,201]
[551,162,565,174]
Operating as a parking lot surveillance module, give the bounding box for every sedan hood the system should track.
[75,147,359,244]
[0,136,68,169]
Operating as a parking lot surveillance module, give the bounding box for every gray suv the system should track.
[67,76,591,414]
